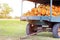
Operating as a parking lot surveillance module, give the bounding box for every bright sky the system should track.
[0,0,34,18]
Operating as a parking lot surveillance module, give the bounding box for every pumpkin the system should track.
[52,12,58,16]
[22,4,60,16]
[41,8,46,16]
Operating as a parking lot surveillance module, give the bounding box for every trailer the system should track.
[20,0,60,38]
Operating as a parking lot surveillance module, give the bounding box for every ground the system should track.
[0,19,60,40]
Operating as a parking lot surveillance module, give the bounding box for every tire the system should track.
[26,24,37,35]
[52,23,60,38]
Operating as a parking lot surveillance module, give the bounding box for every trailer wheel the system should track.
[26,24,37,35]
[52,23,60,38]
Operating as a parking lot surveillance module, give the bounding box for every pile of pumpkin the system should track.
[23,4,60,16]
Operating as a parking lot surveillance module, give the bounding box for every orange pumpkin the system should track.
[54,7,59,12]
[22,4,60,16]
[41,8,46,16]
[58,7,60,12]
[45,10,50,16]
[52,12,58,16]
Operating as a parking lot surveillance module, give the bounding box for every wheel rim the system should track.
[58,27,60,37]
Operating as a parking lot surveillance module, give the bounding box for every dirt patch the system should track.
[0,36,20,40]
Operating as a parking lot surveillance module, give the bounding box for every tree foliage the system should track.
[0,3,12,18]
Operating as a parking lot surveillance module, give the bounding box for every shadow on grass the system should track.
[20,32,60,40]
[36,32,53,38]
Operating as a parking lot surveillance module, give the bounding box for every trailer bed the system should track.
[20,16,60,22]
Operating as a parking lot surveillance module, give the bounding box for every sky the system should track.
[0,0,35,18]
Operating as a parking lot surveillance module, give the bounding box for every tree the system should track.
[0,3,12,18]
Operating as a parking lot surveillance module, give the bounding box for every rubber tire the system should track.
[52,23,60,38]
[26,24,31,35]
[26,24,37,35]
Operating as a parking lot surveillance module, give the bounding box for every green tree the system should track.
[0,3,12,18]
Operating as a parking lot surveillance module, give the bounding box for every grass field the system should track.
[0,19,60,40]
[0,19,22,40]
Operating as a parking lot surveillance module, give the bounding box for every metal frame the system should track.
[50,0,52,21]
[21,0,23,16]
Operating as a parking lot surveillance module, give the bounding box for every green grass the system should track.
[0,19,60,40]
[0,19,22,36]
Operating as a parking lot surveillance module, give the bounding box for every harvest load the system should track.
[22,4,60,16]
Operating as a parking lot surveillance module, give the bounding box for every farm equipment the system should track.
[20,0,60,38]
